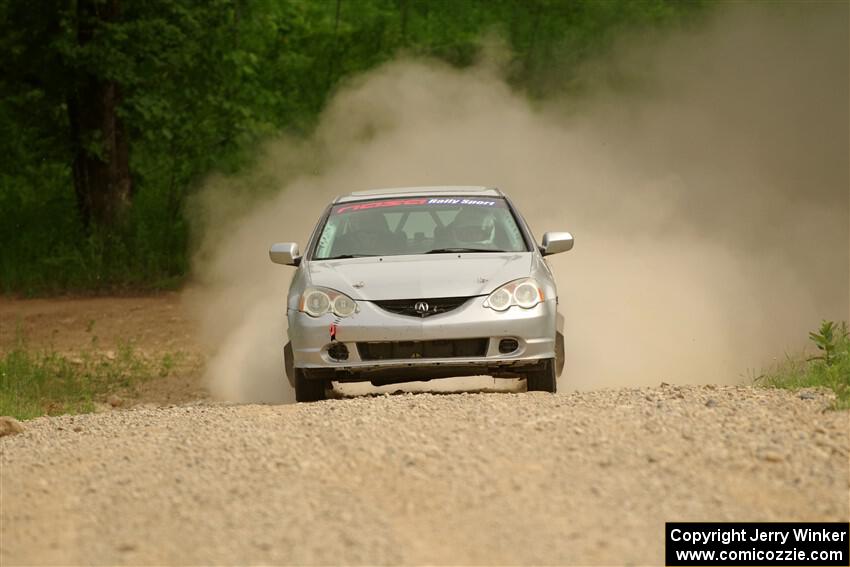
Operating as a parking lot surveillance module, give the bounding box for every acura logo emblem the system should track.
[414,301,430,315]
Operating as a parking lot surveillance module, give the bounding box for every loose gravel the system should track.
[1,385,848,565]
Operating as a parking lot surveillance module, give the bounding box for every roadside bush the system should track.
[757,321,850,410]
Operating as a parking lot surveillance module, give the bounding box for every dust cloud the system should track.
[187,3,849,402]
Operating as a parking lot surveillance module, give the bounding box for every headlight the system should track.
[300,287,358,317]
[488,287,512,311]
[483,278,544,311]
[332,294,357,317]
[513,281,540,308]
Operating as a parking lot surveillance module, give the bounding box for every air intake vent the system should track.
[372,296,471,318]
[357,338,488,361]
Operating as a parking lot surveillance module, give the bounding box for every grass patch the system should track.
[757,321,850,410]
[0,338,180,420]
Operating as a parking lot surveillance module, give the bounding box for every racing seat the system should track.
[332,211,405,256]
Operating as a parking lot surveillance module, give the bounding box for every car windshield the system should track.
[312,196,528,259]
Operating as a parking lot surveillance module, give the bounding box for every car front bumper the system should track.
[286,296,557,382]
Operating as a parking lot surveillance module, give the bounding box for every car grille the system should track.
[372,296,471,318]
[357,339,489,361]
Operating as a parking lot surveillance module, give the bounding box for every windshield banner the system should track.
[334,197,504,214]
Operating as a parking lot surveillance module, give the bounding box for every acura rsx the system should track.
[270,186,573,402]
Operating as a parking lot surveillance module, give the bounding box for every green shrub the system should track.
[757,320,850,410]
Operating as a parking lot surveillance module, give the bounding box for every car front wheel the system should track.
[294,368,327,402]
[555,331,565,377]
[284,342,295,387]
[525,358,557,393]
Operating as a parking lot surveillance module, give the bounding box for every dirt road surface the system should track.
[2,385,848,565]
[0,294,196,354]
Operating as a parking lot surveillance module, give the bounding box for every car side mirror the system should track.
[540,232,574,256]
[269,242,301,266]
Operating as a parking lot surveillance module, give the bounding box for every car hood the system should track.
[307,253,533,300]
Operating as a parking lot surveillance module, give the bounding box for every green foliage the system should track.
[0,337,179,420]
[0,0,706,294]
[758,321,850,410]
[808,320,846,366]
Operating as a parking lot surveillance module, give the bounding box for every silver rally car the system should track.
[270,186,573,401]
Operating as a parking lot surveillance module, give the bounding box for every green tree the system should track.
[0,0,705,293]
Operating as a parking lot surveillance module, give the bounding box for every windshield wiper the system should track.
[424,247,505,254]
[319,253,379,260]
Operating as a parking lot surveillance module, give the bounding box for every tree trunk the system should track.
[324,0,342,91]
[400,0,409,46]
[68,0,132,229]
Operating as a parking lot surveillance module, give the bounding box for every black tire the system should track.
[526,358,557,393]
[555,331,565,377]
[284,342,295,387]
[294,367,327,402]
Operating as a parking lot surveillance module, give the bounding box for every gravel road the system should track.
[2,385,848,565]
